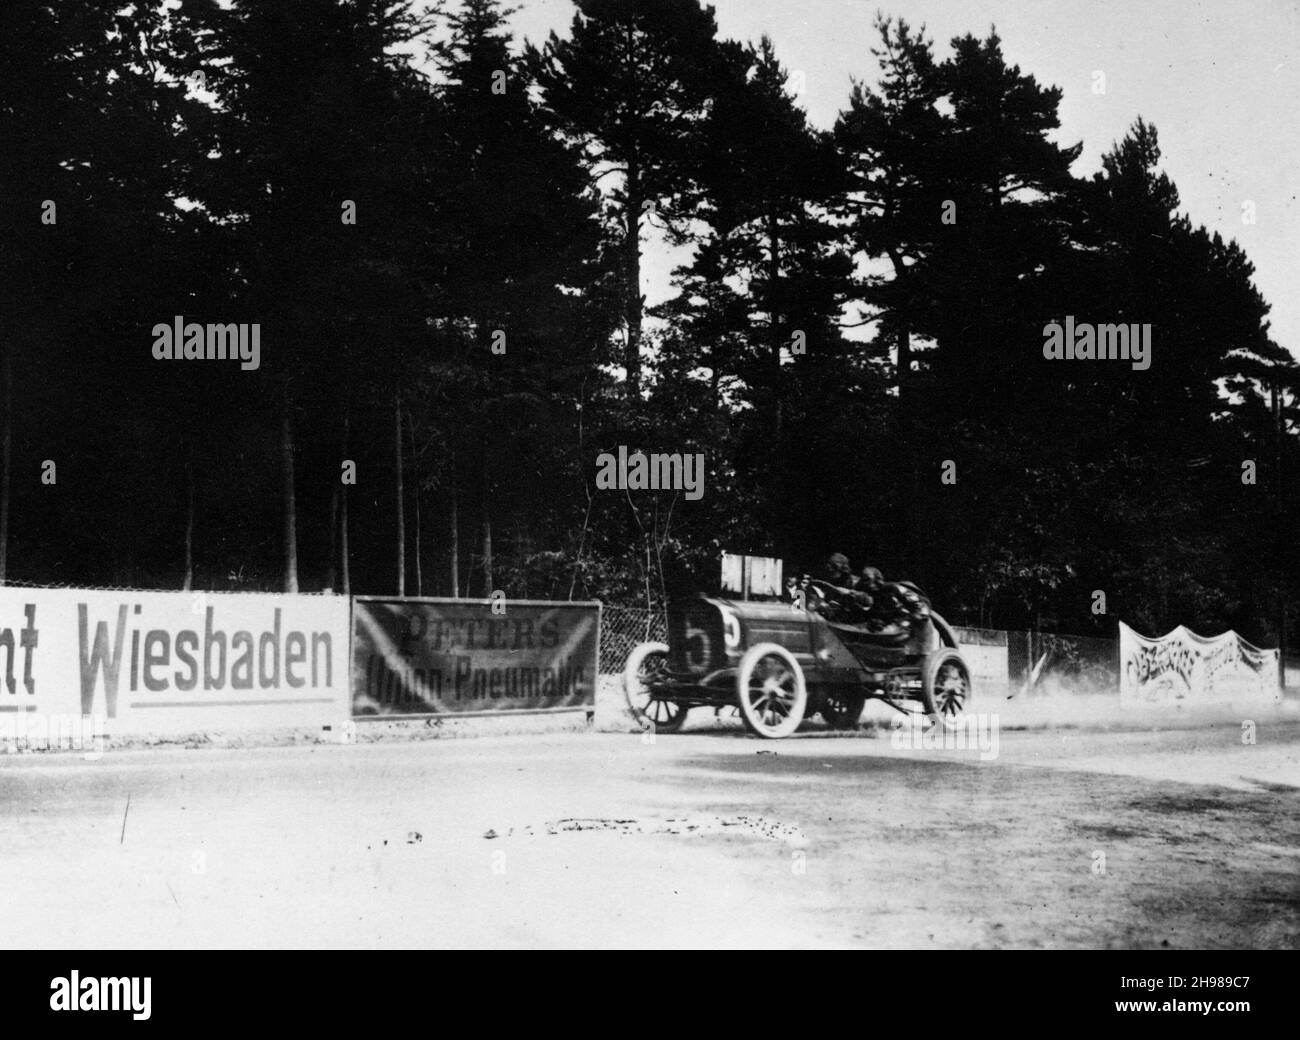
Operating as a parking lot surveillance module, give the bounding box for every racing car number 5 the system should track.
[684,620,712,669]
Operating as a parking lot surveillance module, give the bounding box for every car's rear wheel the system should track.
[736,643,807,739]
[821,688,866,729]
[922,649,971,728]
[623,641,688,733]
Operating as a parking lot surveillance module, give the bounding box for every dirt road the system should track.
[1,721,1296,948]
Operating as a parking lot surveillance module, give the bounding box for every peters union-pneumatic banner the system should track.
[1118,620,1280,707]
[352,598,600,717]
[0,587,351,734]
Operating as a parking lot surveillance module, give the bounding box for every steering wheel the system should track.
[799,579,843,611]
[803,579,837,598]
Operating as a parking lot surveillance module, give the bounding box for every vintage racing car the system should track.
[624,586,972,738]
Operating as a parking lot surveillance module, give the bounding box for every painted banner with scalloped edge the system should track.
[1118,621,1279,707]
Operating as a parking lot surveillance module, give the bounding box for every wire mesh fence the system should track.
[1,574,1124,689]
[600,605,667,674]
[1008,630,1119,692]
[597,608,1121,690]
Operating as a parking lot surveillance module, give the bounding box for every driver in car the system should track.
[856,566,930,636]
[794,553,867,623]
[823,553,856,588]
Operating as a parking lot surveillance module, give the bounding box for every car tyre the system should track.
[624,641,688,733]
[921,649,971,729]
[736,643,807,739]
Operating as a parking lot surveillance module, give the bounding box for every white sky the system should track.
[468,0,1300,356]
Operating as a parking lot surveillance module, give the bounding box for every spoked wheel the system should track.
[623,641,688,734]
[922,649,972,729]
[821,688,867,730]
[736,643,807,739]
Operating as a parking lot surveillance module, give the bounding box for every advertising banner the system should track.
[352,598,599,717]
[0,587,351,735]
[953,627,1010,689]
[1118,621,1280,707]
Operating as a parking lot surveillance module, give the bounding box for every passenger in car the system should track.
[856,566,931,636]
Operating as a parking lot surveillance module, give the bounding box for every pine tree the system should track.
[833,16,950,578]
[423,0,605,595]
[662,35,854,557]
[925,28,1081,414]
[187,0,436,591]
[530,0,724,395]
[0,0,208,585]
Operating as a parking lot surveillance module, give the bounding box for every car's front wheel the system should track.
[922,649,971,728]
[623,641,688,733]
[736,643,807,739]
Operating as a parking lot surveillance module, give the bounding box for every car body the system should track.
[624,594,972,738]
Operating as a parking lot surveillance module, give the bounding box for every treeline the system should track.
[0,0,1294,643]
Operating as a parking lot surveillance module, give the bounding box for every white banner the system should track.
[0,588,351,735]
[953,627,1010,688]
[1118,621,1280,707]
[720,553,784,597]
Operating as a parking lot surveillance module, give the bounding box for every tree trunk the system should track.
[900,312,921,580]
[394,392,405,596]
[889,254,918,580]
[897,318,912,401]
[182,462,194,591]
[326,479,339,593]
[281,402,298,593]
[408,409,422,596]
[886,252,912,400]
[1274,378,1286,688]
[448,456,460,598]
[0,349,11,586]
[766,213,789,555]
[767,212,784,439]
[623,158,644,396]
[479,436,495,597]
[340,403,351,596]
[482,517,493,598]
